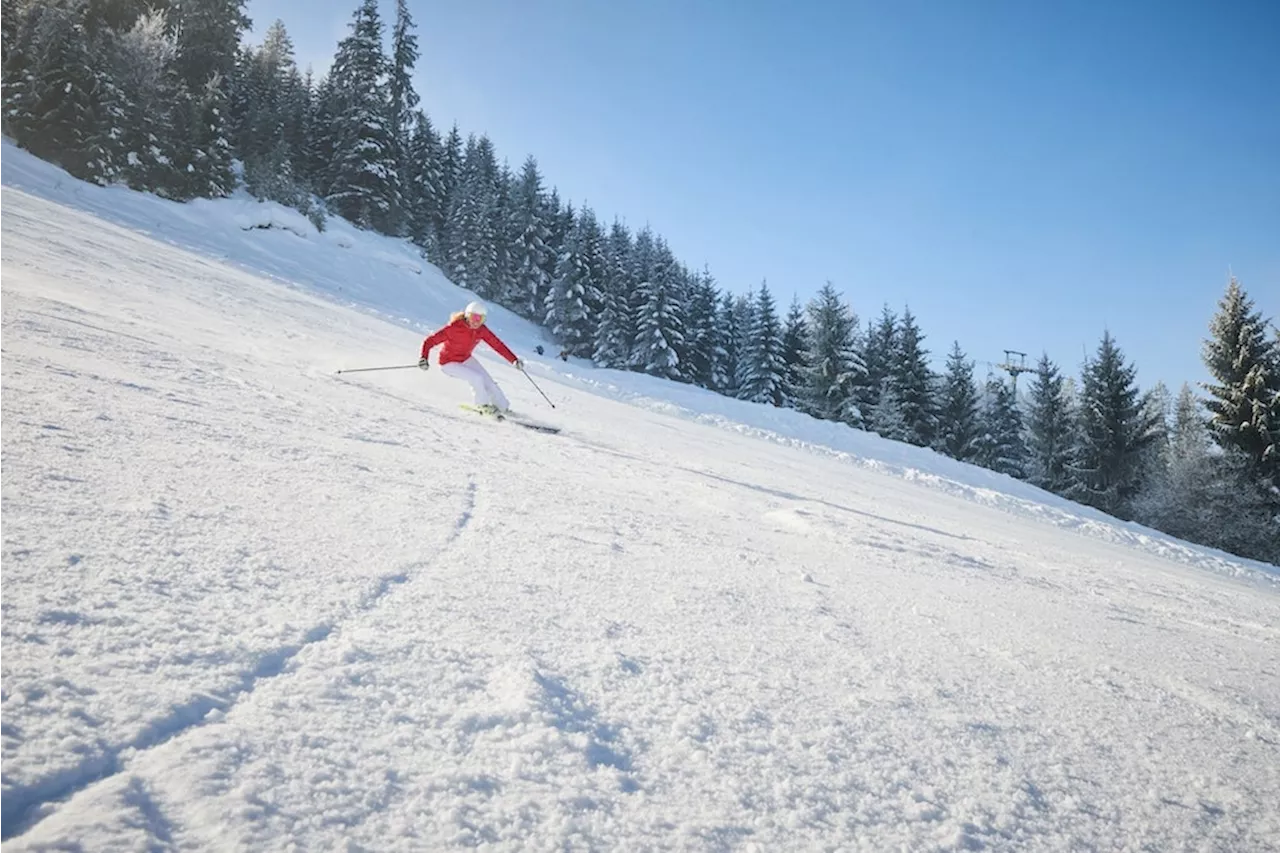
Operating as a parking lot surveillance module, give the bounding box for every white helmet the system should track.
[464,300,487,319]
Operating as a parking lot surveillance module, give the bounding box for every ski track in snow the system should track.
[3,148,1280,851]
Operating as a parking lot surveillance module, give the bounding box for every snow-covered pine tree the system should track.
[1024,353,1075,494]
[509,156,552,320]
[324,0,401,233]
[670,263,699,379]
[633,238,686,380]
[869,380,910,441]
[110,10,184,195]
[546,195,575,287]
[626,227,656,369]
[435,123,464,256]
[592,220,634,368]
[779,296,810,411]
[386,0,419,236]
[1131,383,1211,541]
[404,110,443,254]
[1135,381,1172,506]
[5,2,114,182]
[738,282,787,405]
[167,0,247,198]
[177,71,237,198]
[895,308,936,447]
[388,0,418,139]
[935,341,981,463]
[305,74,337,195]
[974,376,1027,478]
[860,304,899,417]
[2,0,20,68]
[1201,277,1280,488]
[682,268,721,390]
[1069,331,1162,518]
[545,209,598,357]
[446,135,499,296]
[714,291,741,395]
[169,0,247,95]
[801,283,864,426]
[1,0,42,139]
[237,21,310,206]
[491,161,519,305]
[580,208,609,325]
[730,288,757,393]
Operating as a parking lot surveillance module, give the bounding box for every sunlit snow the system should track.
[3,142,1277,851]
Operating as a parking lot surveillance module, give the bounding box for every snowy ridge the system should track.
[4,144,1279,851]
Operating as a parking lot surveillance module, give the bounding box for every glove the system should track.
[418,357,430,371]
[512,357,524,370]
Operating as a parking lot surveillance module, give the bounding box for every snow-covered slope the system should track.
[3,146,1278,851]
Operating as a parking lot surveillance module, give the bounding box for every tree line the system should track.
[3,0,1277,563]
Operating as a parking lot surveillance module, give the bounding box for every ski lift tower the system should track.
[997,350,1033,392]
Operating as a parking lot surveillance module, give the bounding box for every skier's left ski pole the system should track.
[335,364,419,374]
[520,365,556,409]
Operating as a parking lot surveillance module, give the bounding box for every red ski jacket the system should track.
[421,315,518,366]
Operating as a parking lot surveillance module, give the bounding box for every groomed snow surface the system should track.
[3,144,1278,851]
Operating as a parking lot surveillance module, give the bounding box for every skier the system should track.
[419,301,523,414]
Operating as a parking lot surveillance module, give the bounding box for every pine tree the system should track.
[110,10,184,194]
[388,0,418,137]
[895,307,936,447]
[860,305,899,416]
[324,0,401,233]
[1025,354,1075,494]
[168,0,247,198]
[1201,277,1280,487]
[169,0,248,95]
[633,239,685,380]
[6,2,113,181]
[1133,384,1213,541]
[2,0,21,69]
[974,377,1027,478]
[710,291,740,395]
[680,267,720,388]
[404,110,443,253]
[738,282,787,405]
[435,123,464,255]
[546,194,576,289]
[385,0,419,236]
[237,21,309,205]
[1136,381,1173,501]
[626,227,656,368]
[491,161,519,305]
[779,296,809,409]
[801,283,864,425]
[306,74,338,195]
[869,380,910,442]
[1070,331,1162,518]
[445,134,500,295]
[592,220,634,368]
[730,288,757,393]
[509,156,551,320]
[545,208,599,357]
[2,0,42,140]
[936,342,981,463]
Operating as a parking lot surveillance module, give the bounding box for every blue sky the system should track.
[245,0,1279,390]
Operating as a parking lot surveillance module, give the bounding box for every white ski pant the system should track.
[441,358,509,410]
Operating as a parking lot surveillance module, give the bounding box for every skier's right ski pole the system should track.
[335,364,419,375]
[520,365,556,409]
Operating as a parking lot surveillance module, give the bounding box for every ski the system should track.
[459,404,561,434]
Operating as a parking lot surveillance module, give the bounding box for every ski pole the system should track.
[335,364,420,375]
[520,365,556,409]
